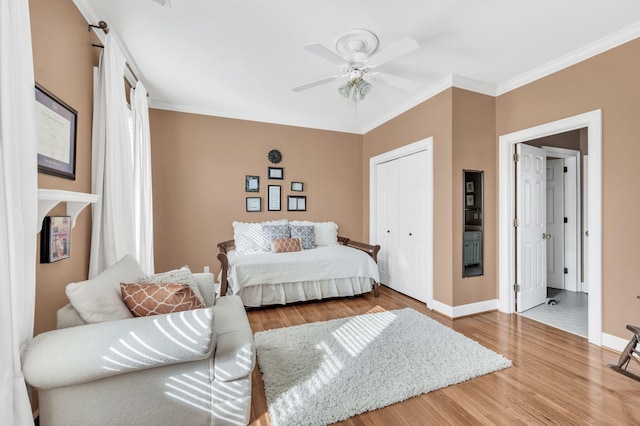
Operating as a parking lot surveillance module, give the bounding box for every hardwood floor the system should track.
[247,285,640,425]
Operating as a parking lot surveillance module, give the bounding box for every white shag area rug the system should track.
[254,308,512,426]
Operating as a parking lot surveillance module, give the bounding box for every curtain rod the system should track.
[92,43,140,86]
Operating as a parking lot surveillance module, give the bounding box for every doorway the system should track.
[498,110,602,346]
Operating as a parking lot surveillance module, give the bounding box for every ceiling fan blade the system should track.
[303,43,346,65]
[367,37,419,68]
[371,72,418,91]
[292,75,342,92]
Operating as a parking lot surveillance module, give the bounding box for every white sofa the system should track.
[22,256,255,426]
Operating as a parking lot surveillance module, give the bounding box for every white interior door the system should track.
[546,158,564,289]
[516,143,547,312]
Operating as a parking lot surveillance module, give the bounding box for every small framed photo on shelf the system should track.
[466,194,475,207]
[40,216,71,263]
[246,197,262,212]
[291,182,304,192]
[287,196,307,212]
[466,181,474,193]
[245,175,259,192]
[268,167,284,180]
[268,185,281,211]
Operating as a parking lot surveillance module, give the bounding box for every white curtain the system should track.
[131,82,154,274]
[0,0,38,424]
[89,34,136,277]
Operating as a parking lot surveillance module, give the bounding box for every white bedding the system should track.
[226,245,380,294]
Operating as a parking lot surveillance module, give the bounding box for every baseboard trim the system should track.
[432,299,498,319]
[602,332,630,353]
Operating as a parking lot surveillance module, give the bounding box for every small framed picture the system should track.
[245,175,259,192]
[246,197,262,212]
[287,196,307,212]
[268,185,281,211]
[466,194,475,207]
[291,182,304,192]
[466,181,474,193]
[268,167,284,180]
[40,216,71,263]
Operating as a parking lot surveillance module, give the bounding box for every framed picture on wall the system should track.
[466,181,474,193]
[245,175,259,192]
[268,167,284,179]
[35,84,78,180]
[291,182,304,192]
[268,185,281,211]
[466,194,474,207]
[246,197,262,212]
[287,196,307,211]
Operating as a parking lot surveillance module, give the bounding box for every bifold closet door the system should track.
[376,150,429,303]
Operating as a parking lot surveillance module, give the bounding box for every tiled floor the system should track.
[519,288,588,337]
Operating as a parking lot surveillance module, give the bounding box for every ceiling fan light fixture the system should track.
[356,79,372,96]
[338,82,352,98]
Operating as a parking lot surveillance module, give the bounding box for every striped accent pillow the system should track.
[120,283,204,317]
[272,237,302,253]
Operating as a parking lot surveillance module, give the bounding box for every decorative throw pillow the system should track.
[290,225,315,249]
[233,219,288,255]
[290,221,338,246]
[137,266,205,305]
[262,224,291,250]
[120,283,204,317]
[272,237,302,253]
[65,254,144,323]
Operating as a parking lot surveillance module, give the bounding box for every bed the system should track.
[216,220,380,307]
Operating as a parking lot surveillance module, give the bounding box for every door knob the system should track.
[542,233,551,239]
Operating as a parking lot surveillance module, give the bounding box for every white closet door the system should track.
[376,150,430,302]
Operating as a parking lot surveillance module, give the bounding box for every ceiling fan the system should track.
[292,29,419,102]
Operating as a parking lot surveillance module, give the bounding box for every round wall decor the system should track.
[268,149,282,164]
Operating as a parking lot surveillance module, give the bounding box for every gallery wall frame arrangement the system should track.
[246,197,262,212]
[268,185,281,211]
[268,167,284,180]
[291,182,304,192]
[246,175,259,192]
[288,195,307,212]
[40,216,71,263]
[35,83,78,180]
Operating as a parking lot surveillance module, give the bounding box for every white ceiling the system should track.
[73,0,640,134]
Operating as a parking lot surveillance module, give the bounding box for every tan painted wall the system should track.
[31,0,100,335]
[149,109,363,274]
[451,89,497,306]
[362,90,454,305]
[497,38,640,338]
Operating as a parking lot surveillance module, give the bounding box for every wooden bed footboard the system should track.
[215,236,381,298]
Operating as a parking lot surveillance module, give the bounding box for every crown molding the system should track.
[497,21,640,95]
[148,100,363,134]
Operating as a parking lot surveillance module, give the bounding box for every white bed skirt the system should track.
[233,277,374,307]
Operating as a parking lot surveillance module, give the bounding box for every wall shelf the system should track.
[38,189,99,230]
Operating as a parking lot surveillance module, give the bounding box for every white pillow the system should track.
[290,221,338,246]
[65,254,144,324]
[233,219,288,255]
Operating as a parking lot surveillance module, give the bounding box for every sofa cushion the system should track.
[272,237,302,253]
[121,283,205,317]
[233,219,288,255]
[290,221,338,246]
[290,224,315,249]
[137,266,204,304]
[261,224,291,250]
[65,255,144,324]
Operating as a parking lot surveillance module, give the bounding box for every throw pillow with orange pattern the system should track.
[272,237,302,253]
[120,282,204,317]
